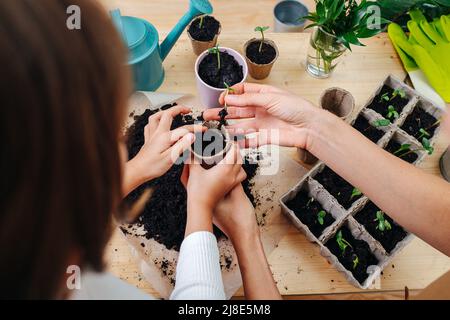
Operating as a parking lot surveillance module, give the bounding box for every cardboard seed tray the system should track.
[280,75,444,289]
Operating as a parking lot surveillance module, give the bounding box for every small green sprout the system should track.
[421,137,434,155]
[223,82,235,109]
[392,88,406,99]
[373,119,391,127]
[393,143,412,158]
[199,15,205,28]
[352,255,359,269]
[418,128,431,140]
[386,105,399,120]
[317,210,327,226]
[306,197,314,207]
[336,230,352,255]
[254,26,270,53]
[374,210,392,232]
[350,188,362,201]
[379,92,390,103]
[208,45,221,70]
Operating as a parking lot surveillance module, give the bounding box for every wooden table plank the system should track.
[107,31,450,298]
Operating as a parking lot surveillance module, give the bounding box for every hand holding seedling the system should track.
[254,26,269,53]
[203,83,322,149]
[208,45,221,70]
[124,106,206,196]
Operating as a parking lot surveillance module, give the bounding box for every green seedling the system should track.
[373,119,391,127]
[392,88,406,99]
[208,45,221,70]
[421,137,434,155]
[386,105,399,120]
[350,188,362,201]
[223,82,235,109]
[374,210,392,232]
[379,92,390,103]
[317,210,327,226]
[254,26,270,53]
[393,143,412,158]
[352,255,359,269]
[199,15,205,28]
[418,128,431,140]
[336,230,352,256]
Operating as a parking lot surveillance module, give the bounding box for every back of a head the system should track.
[0,0,130,299]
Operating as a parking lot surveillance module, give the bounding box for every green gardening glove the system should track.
[388,12,450,102]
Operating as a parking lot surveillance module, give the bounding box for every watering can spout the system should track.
[160,0,213,61]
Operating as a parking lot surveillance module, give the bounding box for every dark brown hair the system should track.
[0,0,130,299]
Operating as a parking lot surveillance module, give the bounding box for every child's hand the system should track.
[123,106,205,196]
[213,184,259,243]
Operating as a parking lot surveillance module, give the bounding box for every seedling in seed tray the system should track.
[254,26,270,53]
[374,210,392,232]
[379,92,390,103]
[350,188,362,201]
[387,105,399,120]
[418,128,431,140]
[352,255,359,269]
[336,230,352,255]
[317,210,327,226]
[421,137,434,155]
[208,45,221,70]
[373,119,391,127]
[392,88,406,99]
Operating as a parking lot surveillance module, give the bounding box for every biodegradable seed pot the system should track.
[187,15,221,56]
[195,46,248,108]
[320,87,355,122]
[190,121,232,168]
[244,38,279,80]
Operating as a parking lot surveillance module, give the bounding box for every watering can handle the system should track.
[110,9,128,44]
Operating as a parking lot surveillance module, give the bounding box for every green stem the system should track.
[259,30,264,53]
[217,50,221,70]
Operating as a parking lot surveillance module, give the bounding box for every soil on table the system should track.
[384,139,418,164]
[354,201,407,253]
[188,16,220,42]
[314,167,362,210]
[400,106,438,140]
[125,104,259,251]
[198,51,244,89]
[192,129,226,157]
[368,85,409,119]
[352,115,385,143]
[285,189,335,238]
[326,226,379,284]
[246,41,276,65]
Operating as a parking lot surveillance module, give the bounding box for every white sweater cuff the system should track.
[170,231,226,300]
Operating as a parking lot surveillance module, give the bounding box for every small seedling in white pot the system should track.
[244,26,279,80]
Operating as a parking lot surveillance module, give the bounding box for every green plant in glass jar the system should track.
[302,0,389,78]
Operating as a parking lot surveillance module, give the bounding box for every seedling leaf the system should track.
[375,210,392,232]
[422,137,434,155]
[393,144,411,156]
[255,26,269,53]
[336,230,352,255]
[350,188,362,201]
[373,119,391,127]
[380,92,390,102]
[317,210,327,226]
[352,255,359,269]
[418,128,431,140]
[393,88,406,99]
[387,105,399,120]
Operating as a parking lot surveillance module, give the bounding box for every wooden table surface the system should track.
[100,0,450,299]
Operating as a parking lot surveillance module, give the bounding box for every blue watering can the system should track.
[111,0,213,92]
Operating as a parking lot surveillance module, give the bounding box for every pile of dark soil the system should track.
[354,201,407,253]
[401,106,438,140]
[285,189,334,238]
[198,51,243,88]
[124,104,259,251]
[188,15,220,41]
[246,41,276,65]
[384,139,418,164]
[368,85,408,118]
[352,115,385,143]
[326,226,379,284]
[314,167,362,209]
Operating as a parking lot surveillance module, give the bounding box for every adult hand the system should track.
[203,83,328,149]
